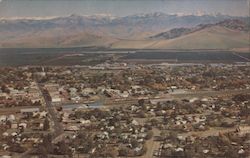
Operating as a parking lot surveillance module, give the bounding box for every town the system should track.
[0,62,250,158]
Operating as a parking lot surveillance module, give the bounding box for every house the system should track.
[21,108,40,115]
[19,122,27,129]
[0,92,8,100]
[82,88,96,96]
[51,96,62,103]
[11,121,18,129]
[65,125,79,131]
[0,115,7,123]
[8,115,15,121]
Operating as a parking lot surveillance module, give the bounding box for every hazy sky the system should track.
[0,0,249,18]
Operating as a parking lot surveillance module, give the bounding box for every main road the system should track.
[19,83,64,158]
[37,83,64,137]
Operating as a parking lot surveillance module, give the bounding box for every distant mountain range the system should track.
[0,13,249,50]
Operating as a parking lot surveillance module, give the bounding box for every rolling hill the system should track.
[148,26,249,50]
[145,19,250,50]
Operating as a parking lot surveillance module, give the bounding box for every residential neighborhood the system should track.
[0,62,249,157]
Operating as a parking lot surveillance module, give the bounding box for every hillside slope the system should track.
[149,26,249,50]
[0,32,118,48]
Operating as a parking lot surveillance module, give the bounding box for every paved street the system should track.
[37,83,64,137]
[19,83,64,158]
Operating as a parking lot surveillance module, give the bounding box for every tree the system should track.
[138,99,145,106]
[9,143,26,153]
[43,117,50,131]
[1,85,10,94]
[150,118,159,126]
[131,139,139,148]
[57,140,71,155]
[36,145,48,158]
[42,134,53,153]
[75,130,94,154]
[146,130,154,140]
[119,147,129,156]
[160,131,168,141]
[138,144,147,156]
[138,111,146,118]
[108,148,119,157]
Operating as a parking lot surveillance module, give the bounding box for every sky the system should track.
[0,0,249,18]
